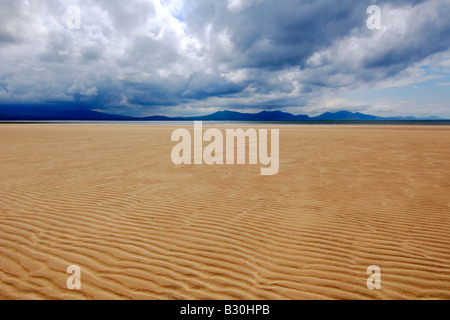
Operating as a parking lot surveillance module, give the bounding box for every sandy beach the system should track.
[0,124,449,300]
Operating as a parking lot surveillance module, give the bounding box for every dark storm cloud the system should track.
[0,0,449,116]
[181,72,249,99]
[184,0,369,69]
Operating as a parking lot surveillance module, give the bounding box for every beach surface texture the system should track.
[0,124,449,299]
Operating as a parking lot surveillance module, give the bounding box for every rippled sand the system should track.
[0,124,449,299]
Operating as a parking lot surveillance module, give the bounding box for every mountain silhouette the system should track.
[0,105,444,121]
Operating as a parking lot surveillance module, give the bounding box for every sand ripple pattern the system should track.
[1,125,449,299]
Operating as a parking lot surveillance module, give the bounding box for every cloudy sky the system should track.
[0,0,449,117]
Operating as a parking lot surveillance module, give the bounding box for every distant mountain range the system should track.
[0,105,445,121]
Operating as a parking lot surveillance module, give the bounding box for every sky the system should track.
[0,0,449,118]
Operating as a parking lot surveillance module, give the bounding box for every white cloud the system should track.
[81,87,98,96]
[227,0,262,13]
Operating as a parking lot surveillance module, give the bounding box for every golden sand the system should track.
[0,124,449,299]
